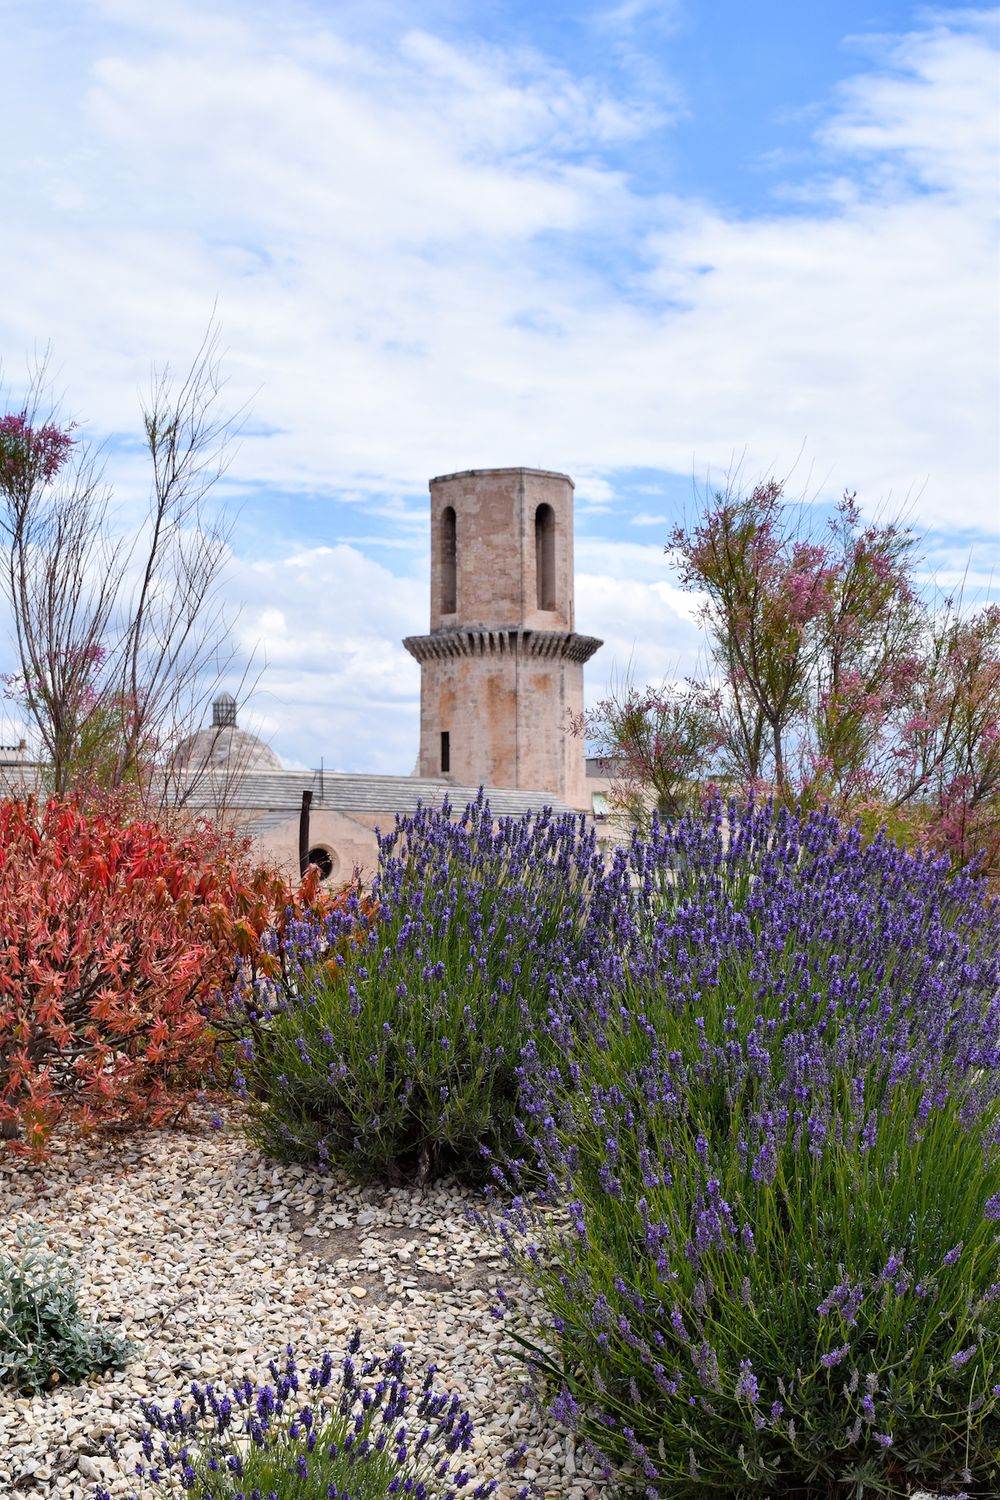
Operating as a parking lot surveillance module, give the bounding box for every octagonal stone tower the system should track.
[403,467,602,809]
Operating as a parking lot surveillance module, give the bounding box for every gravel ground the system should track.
[0,1112,952,1500]
[0,1109,604,1500]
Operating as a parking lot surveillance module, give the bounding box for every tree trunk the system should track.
[773,721,786,800]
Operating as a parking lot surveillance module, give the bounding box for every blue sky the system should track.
[1,0,997,772]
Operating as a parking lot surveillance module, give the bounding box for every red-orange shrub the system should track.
[0,796,337,1148]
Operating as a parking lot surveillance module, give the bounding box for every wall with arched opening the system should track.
[306,845,339,881]
[254,809,380,883]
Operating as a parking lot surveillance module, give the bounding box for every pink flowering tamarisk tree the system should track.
[0,406,123,796]
[901,599,1000,871]
[572,678,725,825]
[587,479,999,871]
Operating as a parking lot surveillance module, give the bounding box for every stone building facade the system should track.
[248,467,606,880]
[403,468,602,808]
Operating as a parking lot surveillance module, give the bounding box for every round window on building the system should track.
[307,846,339,881]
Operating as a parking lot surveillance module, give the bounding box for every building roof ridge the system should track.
[428,466,573,486]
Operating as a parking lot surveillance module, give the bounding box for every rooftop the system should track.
[184,768,578,823]
[429,466,574,487]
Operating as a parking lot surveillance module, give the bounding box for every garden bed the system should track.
[3,796,995,1499]
[0,1108,601,1499]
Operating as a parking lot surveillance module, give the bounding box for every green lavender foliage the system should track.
[231,794,603,1184]
[0,1224,131,1393]
[496,801,1000,1497]
[96,1339,496,1500]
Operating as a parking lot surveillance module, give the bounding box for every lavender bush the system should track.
[496,801,1000,1497]
[96,1334,497,1499]
[231,793,604,1183]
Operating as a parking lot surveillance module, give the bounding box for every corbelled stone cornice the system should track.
[403,627,603,665]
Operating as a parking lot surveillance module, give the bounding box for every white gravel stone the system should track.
[0,1109,951,1500]
[0,1109,606,1499]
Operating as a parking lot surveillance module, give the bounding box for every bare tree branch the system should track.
[0,323,261,816]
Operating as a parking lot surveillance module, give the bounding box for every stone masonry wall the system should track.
[410,632,592,807]
[428,467,575,633]
[405,467,601,811]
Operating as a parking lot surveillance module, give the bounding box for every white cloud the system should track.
[822,14,999,208]
[4,2,995,518]
[227,543,425,772]
[578,570,705,700]
[592,0,684,35]
[0,1,996,771]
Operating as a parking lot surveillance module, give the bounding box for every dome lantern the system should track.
[173,696,282,776]
[212,692,237,729]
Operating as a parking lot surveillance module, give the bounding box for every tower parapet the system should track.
[403,467,601,808]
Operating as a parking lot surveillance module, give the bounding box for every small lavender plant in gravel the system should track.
[229,792,605,1184]
[96,1334,498,1499]
[495,801,1000,1497]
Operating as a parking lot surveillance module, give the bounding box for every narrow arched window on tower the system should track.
[535,503,556,610]
[441,506,457,614]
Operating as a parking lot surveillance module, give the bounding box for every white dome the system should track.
[172,724,283,775]
[172,696,282,775]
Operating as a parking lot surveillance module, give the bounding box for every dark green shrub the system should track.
[0,1224,131,1392]
[230,793,603,1184]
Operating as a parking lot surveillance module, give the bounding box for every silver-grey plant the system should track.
[0,1223,131,1393]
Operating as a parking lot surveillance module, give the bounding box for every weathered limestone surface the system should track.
[404,468,602,809]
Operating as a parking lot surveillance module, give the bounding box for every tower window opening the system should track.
[440,730,450,773]
[441,506,457,614]
[535,503,556,610]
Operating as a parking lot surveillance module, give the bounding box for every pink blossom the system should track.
[0,411,75,491]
